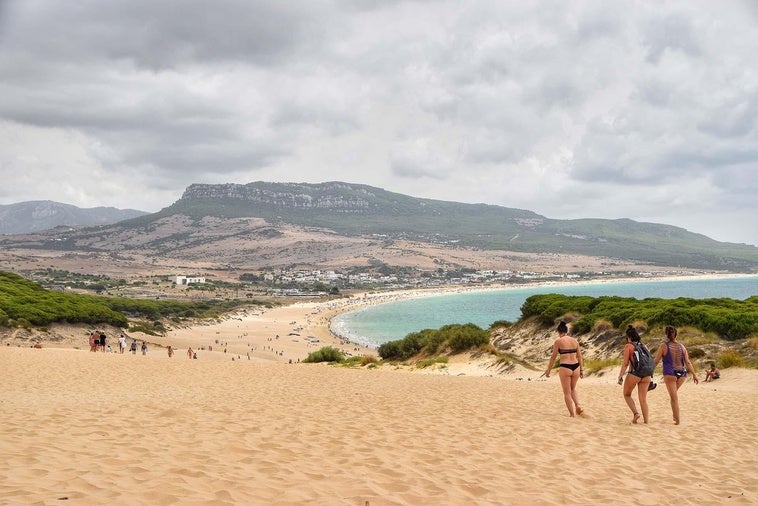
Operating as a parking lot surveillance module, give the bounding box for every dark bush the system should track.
[303,346,345,363]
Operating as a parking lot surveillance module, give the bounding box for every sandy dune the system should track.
[1,347,755,505]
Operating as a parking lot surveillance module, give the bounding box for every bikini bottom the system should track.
[560,363,580,371]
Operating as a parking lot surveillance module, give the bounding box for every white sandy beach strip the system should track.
[1,347,756,505]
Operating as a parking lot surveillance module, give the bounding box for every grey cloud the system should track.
[2,0,336,70]
[1,0,758,245]
[642,13,701,64]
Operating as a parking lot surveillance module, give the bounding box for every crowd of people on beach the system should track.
[545,321,706,425]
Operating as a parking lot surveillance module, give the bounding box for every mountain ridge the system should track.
[0,200,148,235]
[132,181,756,271]
[2,181,756,273]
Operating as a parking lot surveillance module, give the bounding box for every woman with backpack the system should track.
[618,325,653,424]
[545,321,584,417]
[653,325,699,425]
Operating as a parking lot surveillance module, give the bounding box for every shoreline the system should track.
[325,272,758,347]
[4,272,755,366]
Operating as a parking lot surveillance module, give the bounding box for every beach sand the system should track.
[2,346,756,505]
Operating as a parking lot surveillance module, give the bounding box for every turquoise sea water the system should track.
[331,276,758,347]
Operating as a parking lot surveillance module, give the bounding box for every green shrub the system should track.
[419,357,449,368]
[378,323,490,361]
[488,320,513,330]
[717,350,744,369]
[591,319,613,333]
[582,357,621,375]
[688,347,706,359]
[303,346,345,363]
[518,293,758,340]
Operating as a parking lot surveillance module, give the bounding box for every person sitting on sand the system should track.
[705,362,720,382]
[545,321,584,417]
[653,325,699,425]
[618,325,652,424]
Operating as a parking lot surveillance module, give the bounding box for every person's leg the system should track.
[570,370,582,414]
[664,375,680,424]
[558,368,576,417]
[637,377,651,423]
[623,375,641,423]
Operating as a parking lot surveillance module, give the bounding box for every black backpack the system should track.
[632,342,655,377]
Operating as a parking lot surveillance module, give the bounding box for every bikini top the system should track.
[558,348,577,354]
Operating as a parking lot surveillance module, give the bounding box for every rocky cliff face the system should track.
[181,182,374,212]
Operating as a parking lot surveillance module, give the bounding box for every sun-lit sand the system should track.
[2,345,756,505]
[3,276,757,504]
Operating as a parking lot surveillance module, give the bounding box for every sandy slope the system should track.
[1,347,756,505]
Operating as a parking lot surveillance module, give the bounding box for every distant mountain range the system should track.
[136,181,756,270]
[0,201,148,234]
[2,182,757,271]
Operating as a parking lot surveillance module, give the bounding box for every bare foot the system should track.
[674,419,680,425]
[576,406,584,416]
[632,412,641,424]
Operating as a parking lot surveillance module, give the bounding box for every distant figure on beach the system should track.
[118,334,126,354]
[654,326,699,424]
[187,347,194,359]
[618,325,653,424]
[167,346,174,358]
[130,340,138,354]
[89,331,99,352]
[705,362,720,382]
[141,342,148,355]
[545,321,584,417]
[99,332,107,352]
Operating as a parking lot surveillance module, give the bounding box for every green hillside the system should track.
[0,271,260,329]
[123,181,758,271]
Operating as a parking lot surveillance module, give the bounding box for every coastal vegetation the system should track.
[520,293,758,340]
[302,346,345,363]
[0,270,268,330]
[377,323,490,361]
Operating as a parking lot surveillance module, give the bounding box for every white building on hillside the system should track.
[175,275,206,285]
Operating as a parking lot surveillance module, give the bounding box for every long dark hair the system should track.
[556,321,568,334]
[625,325,641,343]
[665,325,677,341]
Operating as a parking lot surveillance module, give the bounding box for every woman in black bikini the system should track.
[545,321,584,417]
[653,325,699,425]
[618,325,651,424]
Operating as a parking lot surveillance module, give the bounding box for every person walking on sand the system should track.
[187,347,193,359]
[118,334,126,354]
[618,325,653,424]
[654,326,699,425]
[141,341,148,355]
[167,346,174,358]
[545,321,584,417]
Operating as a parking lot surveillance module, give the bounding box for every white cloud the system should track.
[0,0,756,245]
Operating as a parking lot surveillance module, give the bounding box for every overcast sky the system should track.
[1,1,757,246]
